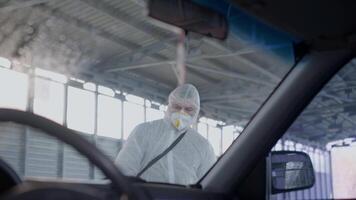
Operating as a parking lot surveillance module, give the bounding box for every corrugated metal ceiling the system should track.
[2,0,354,145]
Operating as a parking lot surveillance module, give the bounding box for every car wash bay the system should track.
[0,0,355,199]
[0,63,349,200]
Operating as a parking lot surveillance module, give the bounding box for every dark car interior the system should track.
[0,0,356,199]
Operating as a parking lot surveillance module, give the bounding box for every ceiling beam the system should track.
[207,104,255,114]
[186,67,219,83]
[282,133,326,150]
[39,5,140,49]
[79,0,281,88]
[75,0,220,83]
[302,101,356,115]
[186,63,275,87]
[202,38,283,83]
[190,49,279,95]
[103,57,273,87]
[100,50,276,88]
[33,5,177,93]
[323,76,356,127]
[18,59,172,104]
[317,95,356,127]
[201,106,249,123]
[7,2,250,127]
[103,46,269,72]
[202,97,261,105]
[319,91,353,103]
[128,0,146,7]
[294,95,356,144]
[102,47,275,86]
[39,1,282,125]
[201,93,257,102]
[97,36,177,69]
[200,77,270,99]
[0,0,51,11]
[97,40,265,71]
[79,0,170,38]
[301,99,356,131]
[325,82,356,92]
[38,5,214,83]
[201,94,247,101]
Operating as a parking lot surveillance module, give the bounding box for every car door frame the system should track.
[199,49,353,196]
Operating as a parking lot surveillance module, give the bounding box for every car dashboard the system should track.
[1,177,230,200]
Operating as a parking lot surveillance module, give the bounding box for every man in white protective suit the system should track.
[115,84,216,185]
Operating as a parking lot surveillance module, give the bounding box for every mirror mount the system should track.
[148,0,228,40]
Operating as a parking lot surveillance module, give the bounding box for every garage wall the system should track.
[0,122,122,180]
[0,67,334,198]
[0,121,334,200]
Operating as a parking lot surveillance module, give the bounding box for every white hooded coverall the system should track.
[115,84,216,185]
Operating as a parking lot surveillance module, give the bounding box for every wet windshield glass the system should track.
[0,0,296,185]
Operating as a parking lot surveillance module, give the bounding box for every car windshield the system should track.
[0,0,296,185]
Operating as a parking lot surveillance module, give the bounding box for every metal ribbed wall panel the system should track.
[0,122,25,177]
[96,136,121,159]
[94,136,122,179]
[1,123,332,199]
[26,128,59,178]
[0,123,122,181]
[63,144,91,179]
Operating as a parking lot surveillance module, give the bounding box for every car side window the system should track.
[270,58,356,200]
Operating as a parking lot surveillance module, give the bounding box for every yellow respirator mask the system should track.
[170,112,193,131]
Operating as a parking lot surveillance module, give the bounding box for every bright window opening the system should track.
[222,125,234,152]
[98,85,115,97]
[33,78,65,124]
[146,107,164,122]
[97,95,122,139]
[126,94,144,105]
[197,122,208,139]
[209,126,222,156]
[67,86,95,134]
[123,101,144,139]
[0,57,11,68]
[0,68,28,110]
[83,82,96,91]
[35,68,67,83]
[332,146,356,198]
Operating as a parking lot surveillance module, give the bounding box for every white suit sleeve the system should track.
[197,142,217,179]
[115,124,146,176]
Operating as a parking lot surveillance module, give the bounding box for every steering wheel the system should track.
[0,159,22,193]
[0,109,148,200]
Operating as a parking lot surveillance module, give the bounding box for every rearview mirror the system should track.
[148,0,228,39]
[270,151,315,194]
